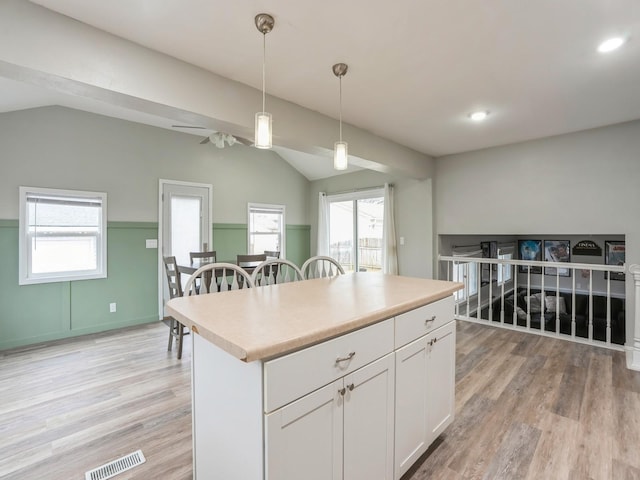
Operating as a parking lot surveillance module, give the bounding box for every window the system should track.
[453,260,478,301]
[497,251,513,285]
[248,203,285,257]
[19,186,107,285]
[327,189,384,273]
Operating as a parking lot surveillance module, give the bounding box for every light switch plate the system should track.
[146,239,158,249]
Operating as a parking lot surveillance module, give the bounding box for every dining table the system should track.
[177,258,263,277]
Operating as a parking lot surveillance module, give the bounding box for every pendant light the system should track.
[255,13,274,149]
[332,63,348,170]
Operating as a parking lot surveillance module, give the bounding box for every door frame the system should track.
[158,179,213,319]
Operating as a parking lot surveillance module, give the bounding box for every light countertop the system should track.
[166,273,463,362]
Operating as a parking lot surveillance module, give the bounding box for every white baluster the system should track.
[606,274,611,344]
[540,271,545,334]
[588,273,593,341]
[571,269,576,338]
[556,272,560,335]
[476,262,481,321]
[500,261,505,325]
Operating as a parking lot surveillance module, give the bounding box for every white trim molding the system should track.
[627,264,640,371]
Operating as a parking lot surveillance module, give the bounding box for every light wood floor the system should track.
[1,321,640,480]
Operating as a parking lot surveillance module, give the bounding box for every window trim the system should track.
[453,260,479,302]
[247,202,286,258]
[19,186,108,285]
[497,251,513,285]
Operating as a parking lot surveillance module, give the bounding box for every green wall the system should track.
[0,220,310,350]
[0,220,158,350]
[213,223,310,268]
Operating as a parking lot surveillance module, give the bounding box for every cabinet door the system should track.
[394,335,429,479]
[265,380,343,480]
[343,353,395,480]
[426,321,456,443]
[394,321,457,479]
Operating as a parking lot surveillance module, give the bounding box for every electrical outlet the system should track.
[400,236,405,246]
[109,303,117,313]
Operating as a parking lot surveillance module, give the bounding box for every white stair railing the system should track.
[439,255,626,350]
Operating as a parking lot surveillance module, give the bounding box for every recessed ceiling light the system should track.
[597,37,626,53]
[469,111,489,121]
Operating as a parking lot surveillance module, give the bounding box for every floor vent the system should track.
[85,450,146,480]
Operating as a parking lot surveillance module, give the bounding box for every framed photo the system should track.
[518,240,542,274]
[604,240,625,281]
[480,241,498,284]
[544,240,571,277]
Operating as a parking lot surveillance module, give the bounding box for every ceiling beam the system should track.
[0,0,433,179]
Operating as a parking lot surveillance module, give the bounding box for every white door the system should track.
[159,180,212,316]
[265,380,343,480]
[343,353,395,480]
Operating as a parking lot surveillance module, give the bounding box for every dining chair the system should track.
[251,259,304,286]
[189,250,217,264]
[301,255,345,279]
[163,256,187,359]
[237,253,267,267]
[263,250,280,259]
[189,251,216,293]
[184,262,255,295]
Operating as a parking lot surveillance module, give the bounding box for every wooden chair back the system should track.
[301,256,345,280]
[251,259,304,286]
[184,263,255,295]
[263,250,281,259]
[163,256,183,299]
[190,250,217,264]
[237,253,267,268]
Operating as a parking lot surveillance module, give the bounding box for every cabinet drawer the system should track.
[264,318,394,413]
[394,296,453,348]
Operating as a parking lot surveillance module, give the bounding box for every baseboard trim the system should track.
[0,316,158,351]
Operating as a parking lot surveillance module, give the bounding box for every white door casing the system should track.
[158,179,212,318]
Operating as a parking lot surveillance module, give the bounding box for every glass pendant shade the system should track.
[334,141,348,170]
[255,112,272,149]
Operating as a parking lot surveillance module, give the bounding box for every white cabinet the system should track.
[394,321,456,479]
[343,353,395,480]
[190,296,455,480]
[265,380,343,480]
[266,353,395,480]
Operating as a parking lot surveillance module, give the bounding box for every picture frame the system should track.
[518,240,542,274]
[604,240,625,281]
[480,241,498,284]
[544,240,571,277]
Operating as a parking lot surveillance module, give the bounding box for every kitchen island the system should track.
[167,273,462,480]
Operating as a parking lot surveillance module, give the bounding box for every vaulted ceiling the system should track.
[2,0,640,178]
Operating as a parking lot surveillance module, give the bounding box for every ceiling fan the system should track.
[172,125,253,148]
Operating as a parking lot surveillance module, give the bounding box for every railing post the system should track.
[627,265,640,371]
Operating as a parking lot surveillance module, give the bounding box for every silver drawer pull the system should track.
[425,315,436,325]
[335,351,356,365]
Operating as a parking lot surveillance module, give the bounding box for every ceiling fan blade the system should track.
[172,125,207,129]
[200,136,211,144]
[235,136,253,146]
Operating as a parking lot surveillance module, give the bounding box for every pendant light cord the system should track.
[339,75,343,142]
[262,33,266,114]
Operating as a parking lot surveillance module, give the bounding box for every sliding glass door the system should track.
[328,190,384,273]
